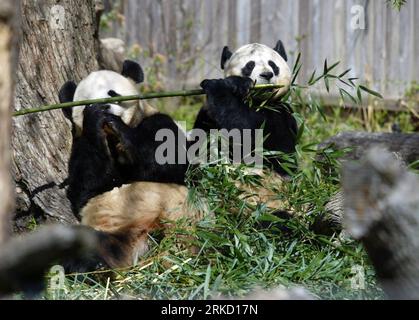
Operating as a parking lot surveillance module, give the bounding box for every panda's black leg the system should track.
[67,110,123,217]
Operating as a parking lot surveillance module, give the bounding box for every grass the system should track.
[41,93,417,300]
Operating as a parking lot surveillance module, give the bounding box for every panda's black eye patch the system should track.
[268,60,279,76]
[108,90,121,97]
[241,61,255,77]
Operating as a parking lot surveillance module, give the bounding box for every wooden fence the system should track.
[113,0,419,103]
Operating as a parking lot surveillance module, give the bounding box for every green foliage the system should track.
[404,81,419,100]
[99,1,125,32]
[246,53,383,123]
[41,101,416,300]
[288,54,382,107]
[128,45,167,93]
[387,0,407,10]
[27,216,38,232]
[40,53,417,301]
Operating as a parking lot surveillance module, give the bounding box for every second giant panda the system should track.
[192,40,297,211]
[59,61,204,271]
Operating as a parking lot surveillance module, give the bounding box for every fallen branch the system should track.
[342,147,419,299]
[13,84,283,117]
[319,131,419,164]
[313,132,419,236]
[0,225,98,296]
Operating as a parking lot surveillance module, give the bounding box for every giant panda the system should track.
[60,60,145,138]
[58,61,204,271]
[192,40,297,212]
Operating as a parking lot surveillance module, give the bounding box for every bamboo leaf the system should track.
[308,69,317,86]
[281,90,292,102]
[338,78,352,88]
[326,61,340,73]
[316,102,327,121]
[312,74,326,85]
[359,85,383,99]
[338,68,351,78]
[324,77,330,93]
[291,64,302,85]
[348,77,359,86]
[203,264,211,299]
[339,88,358,104]
[296,121,305,143]
[293,52,302,75]
[357,86,363,104]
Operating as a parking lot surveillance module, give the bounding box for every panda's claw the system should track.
[102,117,136,165]
[102,121,118,138]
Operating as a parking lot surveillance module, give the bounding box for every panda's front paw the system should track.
[103,115,131,142]
[103,116,136,165]
[82,104,111,138]
[224,76,254,97]
[83,104,108,123]
[200,77,254,98]
[200,79,221,92]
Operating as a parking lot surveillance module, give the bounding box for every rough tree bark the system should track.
[0,0,19,242]
[343,148,419,299]
[12,0,100,230]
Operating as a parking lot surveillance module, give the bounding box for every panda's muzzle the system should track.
[260,71,274,81]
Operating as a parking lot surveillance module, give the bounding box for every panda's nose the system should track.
[260,72,274,80]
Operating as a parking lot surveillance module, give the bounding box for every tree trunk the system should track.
[0,0,19,242]
[12,0,100,230]
[250,0,261,43]
[343,148,419,299]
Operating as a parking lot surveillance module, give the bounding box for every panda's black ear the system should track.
[221,46,233,70]
[273,40,288,62]
[122,60,144,84]
[59,81,77,103]
[59,81,77,120]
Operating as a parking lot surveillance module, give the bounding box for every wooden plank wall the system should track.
[121,0,418,100]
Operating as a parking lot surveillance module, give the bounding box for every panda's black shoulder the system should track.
[193,107,217,132]
[141,113,179,129]
[137,113,185,141]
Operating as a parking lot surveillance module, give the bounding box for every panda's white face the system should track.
[224,43,291,98]
[72,70,143,135]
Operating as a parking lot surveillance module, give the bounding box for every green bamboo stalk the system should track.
[13,84,283,117]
